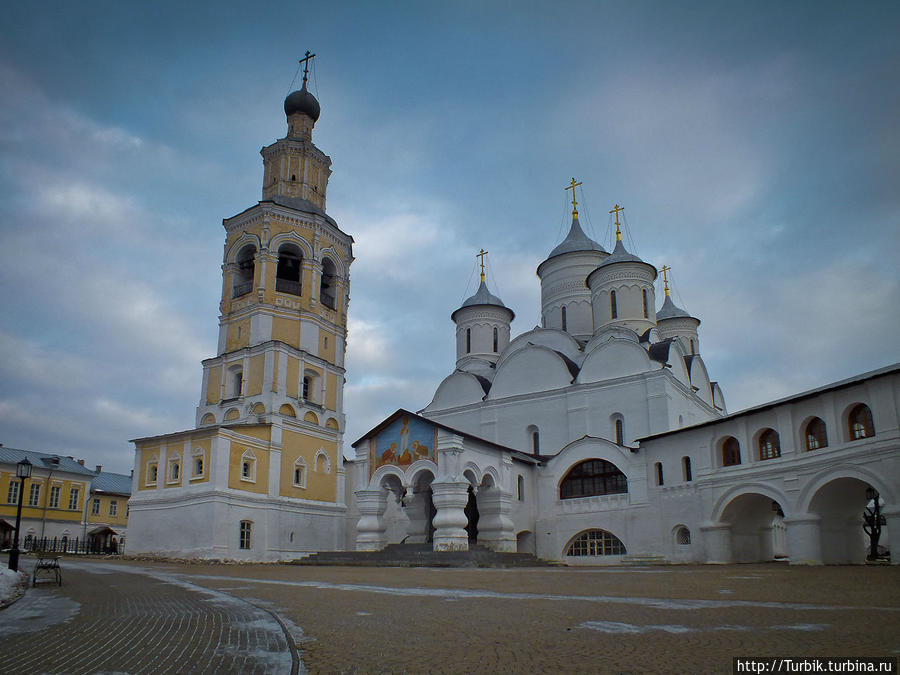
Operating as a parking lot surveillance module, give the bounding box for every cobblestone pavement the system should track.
[0,558,297,674]
[0,558,898,674]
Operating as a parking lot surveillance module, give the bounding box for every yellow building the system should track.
[127,61,352,561]
[0,445,95,549]
[86,471,132,552]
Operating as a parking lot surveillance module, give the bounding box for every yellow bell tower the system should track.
[197,53,353,447]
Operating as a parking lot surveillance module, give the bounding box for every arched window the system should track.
[492,327,498,352]
[561,306,567,331]
[466,328,471,354]
[527,425,540,454]
[682,456,692,482]
[233,245,256,298]
[147,459,158,485]
[610,290,618,319]
[654,462,664,486]
[642,289,649,318]
[566,529,627,556]
[239,520,252,549]
[302,376,311,400]
[276,243,302,295]
[805,417,828,451]
[193,453,204,477]
[168,455,181,482]
[240,450,256,482]
[228,367,243,398]
[614,418,624,446]
[676,526,691,545]
[319,257,337,308]
[848,404,874,440]
[689,339,695,354]
[758,428,781,460]
[560,459,628,499]
[315,448,331,474]
[722,437,741,466]
[517,475,525,502]
[293,457,307,488]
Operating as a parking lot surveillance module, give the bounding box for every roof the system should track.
[452,280,515,321]
[91,472,133,496]
[545,215,606,260]
[596,238,651,268]
[656,295,692,320]
[0,447,97,476]
[637,362,900,443]
[351,408,540,464]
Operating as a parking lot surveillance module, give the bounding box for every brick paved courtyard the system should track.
[0,557,897,674]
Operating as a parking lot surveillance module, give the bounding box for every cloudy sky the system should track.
[1,2,898,474]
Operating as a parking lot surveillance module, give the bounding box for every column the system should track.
[403,488,429,544]
[700,521,733,563]
[431,481,470,551]
[784,514,823,565]
[476,487,516,552]
[882,507,900,566]
[355,489,387,551]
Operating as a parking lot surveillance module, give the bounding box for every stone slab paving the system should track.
[0,558,898,674]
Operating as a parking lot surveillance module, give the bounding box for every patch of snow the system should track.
[0,566,28,607]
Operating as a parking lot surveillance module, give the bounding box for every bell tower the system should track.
[196,53,353,451]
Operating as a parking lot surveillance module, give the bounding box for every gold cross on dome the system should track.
[659,265,671,296]
[565,178,583,217]
[609,204,624,240]
[476,248,489,283]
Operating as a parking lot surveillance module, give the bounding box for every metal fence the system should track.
[23,536,119,555]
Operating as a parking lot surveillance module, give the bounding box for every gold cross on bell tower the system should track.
[609,204,624,241]
[299,50,316,88]
[565,178,583,218]
[659,265,671,297]
[476,248,489,283]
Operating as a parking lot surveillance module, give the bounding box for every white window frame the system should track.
[191,450,205,478]
[146,457,159,486]
[293,457,308,488]
[314,448,331,474]
[28,481,42,507]
[7,480,20,505]
[167,453,182,484]
[109,500,118,516]
[240,449,257,483]
[68,487,80,511]
[49,484,61,509]
[92,497,101,515]
[239,520,252,549]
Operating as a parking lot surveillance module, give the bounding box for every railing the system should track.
[275,278,301,295]
[232,281,253,298]
[22,536,119,555]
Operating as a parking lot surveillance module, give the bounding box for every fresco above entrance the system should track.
[370,415,437,475]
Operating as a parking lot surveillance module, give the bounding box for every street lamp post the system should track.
[8,458,33,572]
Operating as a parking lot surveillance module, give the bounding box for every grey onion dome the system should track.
[452,280,515,321]
[596,238,647,267]
[547,215,606,258]
[284,83,321,122]
[656,294,691,320]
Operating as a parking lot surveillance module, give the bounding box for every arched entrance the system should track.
[807,477,885,564]
[719,493,787,562]
[516,530,536,555]
[465,485,479,543]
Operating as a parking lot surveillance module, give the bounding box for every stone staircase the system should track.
[621,554,669,566]
[288,542,552,568]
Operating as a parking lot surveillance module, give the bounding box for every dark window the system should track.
[232,245,256,298]
[682,456,692,482]
[302,376,310,400]
[722,437,741,466]
[566,529,627,556]
[758,428,781,460]
[655,462,664,486]
[530,428,540,454]
[561,306,567,331]
[676,526,691,545]
[517,475,525,502]
[610,290,618,319]
[239,521,252,549]
[466,328,471,354]
[276,244,302,295]
[560,459,628,499]
[689,338,695,354]
[615,418,624,446]
[642,289,649,318]
[493,327,498,352]
[848,404,874,440]
[805,417,828,451]
[319,258,337,308]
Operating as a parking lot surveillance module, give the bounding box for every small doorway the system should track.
[465,485,479,542]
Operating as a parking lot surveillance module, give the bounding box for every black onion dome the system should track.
[284,84,320,122]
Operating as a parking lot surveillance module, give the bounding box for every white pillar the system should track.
[354,489,387,551]
[882,507,900,566]
[700,522,733,563]
[784,514,823,565]
[431,481,469,551]
[476,487,516,552]
[403,489,429,544]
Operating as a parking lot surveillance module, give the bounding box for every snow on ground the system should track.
[0,566,29,608]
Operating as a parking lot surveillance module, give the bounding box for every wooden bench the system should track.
[33,556,62,586]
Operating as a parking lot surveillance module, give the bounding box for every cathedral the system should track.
[127,66,900,565]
